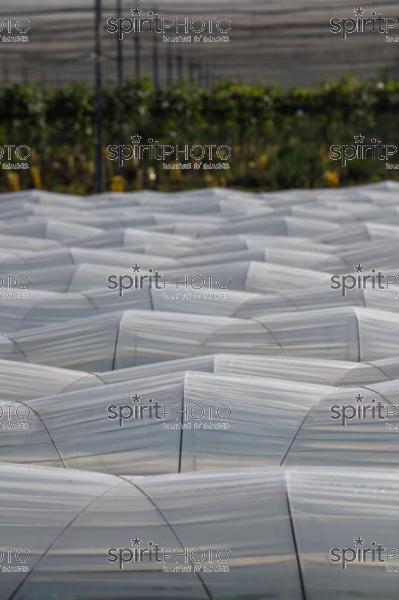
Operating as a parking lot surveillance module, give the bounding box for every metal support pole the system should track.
[176,52,183,81]
[94,0,104,193]
[152,6,160,88]
[197,63,203,87]
[188,59,195,84]
[134,34,141,79]
[116,0,123,86]
[166,44,172,87]
[133,1,141,79]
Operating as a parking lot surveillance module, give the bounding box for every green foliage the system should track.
[0,76,397,193]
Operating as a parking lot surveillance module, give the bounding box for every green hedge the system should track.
[0,75,397,193]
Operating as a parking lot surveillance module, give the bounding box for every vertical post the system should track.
[116,0,123,86]
[95,0,104,193]
[205,53,212,89]
[205,64,210,89]
[176,52,183,81]
[133,1,141,79]
[166,44,173,87]
[22,63,28,83]
[152,6,160,89]
[134,33,141,79]
[188,59,195,84]
[197,63,203,87]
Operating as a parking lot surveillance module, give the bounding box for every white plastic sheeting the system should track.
[0,306,399,369]
[3,284,399,333]
[0,464,399,599]
[0,183,399,598]
[1,353,398,403]
[2,370,399,474]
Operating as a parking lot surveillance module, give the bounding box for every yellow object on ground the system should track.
[31,166,42,189]
[111,175,126,192]
[324,170,340,188]
[6,172,20,191]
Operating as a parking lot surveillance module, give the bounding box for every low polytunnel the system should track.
[1,353,399,403]
[0,183,399,598]
[1,307,399,370]
[3,282,399,334]
[0,464,398,599]
[2,370,399,474]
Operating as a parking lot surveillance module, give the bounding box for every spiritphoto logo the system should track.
[107,536,231,573]
[330,264,399,296]
[330,7,398,40]
[329,134,398,168]
[0,548,31,573]
[0,404,31,431]
[330,537,399,573]
[0,273,30,300]
[0,17,30,43]
[330,393,399,427]
[107,393,231,430]
[0,145,30,170]
[105,6,231,44]
[106,134,231,171]
[107,264,232,298]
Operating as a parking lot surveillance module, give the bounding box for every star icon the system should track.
[131,7,142,16]
[131,134,142,144]
[131,264,141,272]
[354,536,365,546]
[354,264,364,273]
[354,7,365,17]
[371,138,381,144]
[354,133,365,144]
[131,394,141,403]
[131,536,142,546]
[354,394,364,403]
[147,138,154,144]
